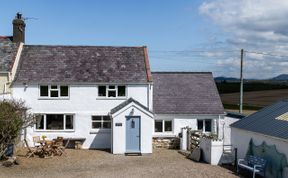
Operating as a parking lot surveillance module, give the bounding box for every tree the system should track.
[0,100,35,158]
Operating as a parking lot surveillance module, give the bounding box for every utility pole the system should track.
[239,49,244,114]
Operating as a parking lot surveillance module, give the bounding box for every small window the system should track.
[39,85,69,98]
[197,119,212,132]
[36,115,44,129]
[46,114,64,130]
[65,115,74,130]
[205,120,212,132]
[118,86,126,97]
[60,86,69,97]
[98,86,106,97]
[92,116,111,129]
[98,85,127,98]
[164,121,172,132]
[197,120,203,131]
[155,120,163,132]
[108,90,116,97]
[40,86,49,97]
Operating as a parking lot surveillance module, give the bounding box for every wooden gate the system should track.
[187,129,203,151]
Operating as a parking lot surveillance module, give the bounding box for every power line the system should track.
[245,50,288,58]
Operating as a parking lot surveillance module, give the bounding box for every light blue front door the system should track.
[126,116,140,153]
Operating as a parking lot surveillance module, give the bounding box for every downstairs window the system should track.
[154,120,172,133]
[35,114,74,131]
[197,119,212,132]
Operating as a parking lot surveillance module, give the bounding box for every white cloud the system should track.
[199,0,288,78]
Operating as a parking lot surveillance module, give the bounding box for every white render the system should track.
[111,101,153,154]
[153,114,224,138]
[200,137,223,165]
[231,128,288,177]
[12,83,152,149]
[222,115,241,145]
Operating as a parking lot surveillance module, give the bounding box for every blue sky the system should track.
[1,1,287,78]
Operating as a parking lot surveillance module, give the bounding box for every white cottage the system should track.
[12,44,154,155]
[0,13,226,155]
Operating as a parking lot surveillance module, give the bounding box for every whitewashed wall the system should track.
[222,116,240,145]
[12,84,151,149]
[112,103,153,154]
[231,128,288,178]
[153,114,222,137]
[231,128,288,160]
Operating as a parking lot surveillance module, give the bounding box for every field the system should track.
[216,82,288,113]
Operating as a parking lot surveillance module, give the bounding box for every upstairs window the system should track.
[39,85,69,98]
[98,85,126,98]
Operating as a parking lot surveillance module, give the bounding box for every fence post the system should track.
[234,148,238,171]
[180,127,188,151]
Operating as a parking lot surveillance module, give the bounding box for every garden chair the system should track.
[24,139,38,158]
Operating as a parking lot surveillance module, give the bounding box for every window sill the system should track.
[153,134,176,138]
[38,97,70,100]
[34,130,75,132]
[96,97,127,100]
[90,129,111,134]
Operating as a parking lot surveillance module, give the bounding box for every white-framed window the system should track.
[39,85,69,98]
[154,120,173,133]
[197,119,212,132]
[98,85,126,98]
[35,114,74,131]
[91,116,111,129]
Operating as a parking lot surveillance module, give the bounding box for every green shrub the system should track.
[0,100,35,157]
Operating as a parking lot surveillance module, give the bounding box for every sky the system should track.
[0,0,287,79]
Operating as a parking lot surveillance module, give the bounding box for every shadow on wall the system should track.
[89,130,112,150]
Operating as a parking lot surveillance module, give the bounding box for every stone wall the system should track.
[153,137,180,149]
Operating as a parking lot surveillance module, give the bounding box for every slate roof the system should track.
[110,97,152,115]
[14,45,152,84]
[231,99,288,140]
[0,36,18,72]
[152,72,224,115]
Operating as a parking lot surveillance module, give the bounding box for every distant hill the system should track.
[214,76,239,83]
[271,74,288,81]
[215,74,288,82]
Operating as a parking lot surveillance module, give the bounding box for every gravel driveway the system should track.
[0,148,239,178]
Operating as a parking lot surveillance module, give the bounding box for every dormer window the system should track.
[39,85,69,98]
[98,85,126,98]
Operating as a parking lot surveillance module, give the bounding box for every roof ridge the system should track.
[23,44,146,48]
[152,71,212,74]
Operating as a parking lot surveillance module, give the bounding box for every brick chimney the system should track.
[12,12,26,43]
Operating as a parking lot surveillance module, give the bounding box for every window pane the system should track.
[197,120,203,131]
[65,115,74,129]
[92,116,102,121]
[46,114,64,130]
[51,85,58,89]
[50,90,59,97]
[103,122,111,129]
[36,115,44,129]
[118,86,126,97]
[205,120,212,132]
[108,85,115,89]
[92,122,101,129]
[98,86,106,96]
[108,90,116,97]
[60,86,69,97]
[40,86,48,97]
[155,120,163,132]
[164,121,172,132]
[103,116,110,121]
